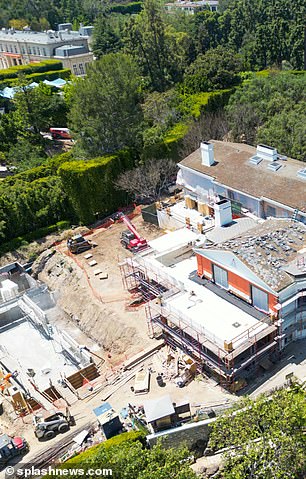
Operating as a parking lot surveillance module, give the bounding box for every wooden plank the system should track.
[93,268,102,275]
[88,260,97,267]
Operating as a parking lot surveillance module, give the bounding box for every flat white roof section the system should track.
[164,282,267,348]
[143,250,270,348]
[143,395,175,423]
[148,228,203,253]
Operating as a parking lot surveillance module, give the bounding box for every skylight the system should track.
[249,155,262,165]
[297,168,306,180]
[267,162,282,172]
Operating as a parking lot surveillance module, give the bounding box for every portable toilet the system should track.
[93,403,122,439]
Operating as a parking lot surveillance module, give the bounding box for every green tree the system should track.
[184,46,242,93]
[92,14,122,58]
[142,90,181,147]
[12,80,67,139]
[227,71,306,159]
[257,103,306,162]
[125,0,189,91]
[192,10,223,55]
[209,386,306,479]
[68,53,143,157]
[52,431,197,479]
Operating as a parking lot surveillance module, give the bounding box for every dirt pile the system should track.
[32,249,151,360]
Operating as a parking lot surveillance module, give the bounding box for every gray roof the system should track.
[214,219,306,291]
[0,29,88,45]
[179,140,306,213]
[143,395,175,423]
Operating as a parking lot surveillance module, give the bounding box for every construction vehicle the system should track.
[0,434,28,468]
[33,408,74,441]
[119,214,148,252]
[67,234,92,254]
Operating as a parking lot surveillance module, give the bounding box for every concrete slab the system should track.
[88,260,97,267]
[84,253,93,260]
[0,320,77,390]
[206,217,258,244]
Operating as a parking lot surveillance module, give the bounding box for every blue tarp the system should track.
[0,81,39,99]
[43,78,67,88]
[93,402,112,417]
[120,408,129,419]
[0,87,16,99]
[0,79,66,98]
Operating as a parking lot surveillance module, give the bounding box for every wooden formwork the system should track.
[65,363,99,390]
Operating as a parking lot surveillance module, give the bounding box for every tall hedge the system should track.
[0,175,73,244]
[0,60,63,81]
[110,2,143,14]
[142,89,233,161]
[58,150,134,223]
[0,69,71,89]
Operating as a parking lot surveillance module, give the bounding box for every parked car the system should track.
[49,128,72,140]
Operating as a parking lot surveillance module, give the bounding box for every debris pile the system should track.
[220,220,306,290]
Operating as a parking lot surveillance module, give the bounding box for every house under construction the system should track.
[120,220,306,387]
[0,262,99,414]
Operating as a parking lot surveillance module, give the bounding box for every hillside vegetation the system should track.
[0,0,305,249]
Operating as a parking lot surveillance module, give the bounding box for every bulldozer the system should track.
[33,408,75,441]
[67,234,92,254]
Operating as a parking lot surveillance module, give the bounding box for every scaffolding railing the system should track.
[146,299,278,382]
[121,254,279,383]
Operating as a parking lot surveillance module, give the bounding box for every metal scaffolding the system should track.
[120,256,279,387]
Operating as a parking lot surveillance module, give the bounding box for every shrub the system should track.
[58,149,134,223]
[63,431,145,466]
[110,2,143,14]
[0,220,70,255]
[0,60,63,81]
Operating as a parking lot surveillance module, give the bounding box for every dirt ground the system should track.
[33,215,162,365]
[0,225,90,268]
[0,213,235,462]
[14,348,236,461]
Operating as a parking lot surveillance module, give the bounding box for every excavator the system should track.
[67,234,92,254]
[119,214,148,252]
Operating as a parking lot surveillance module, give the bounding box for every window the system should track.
[79,63,85,75]
[33,46,36,55]
[266,205,276,217]
[14,45,17,53]
[251,286,269,313]
[21,46,25,54]
[72,64,78,75]
[213,265,228,289]
[9,45,13,52]
[43,48,46,56]
[28,46,32,54]
[37,47,41,55]
[298,295,306,309]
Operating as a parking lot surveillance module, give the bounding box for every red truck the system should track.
[49,128,72,140]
